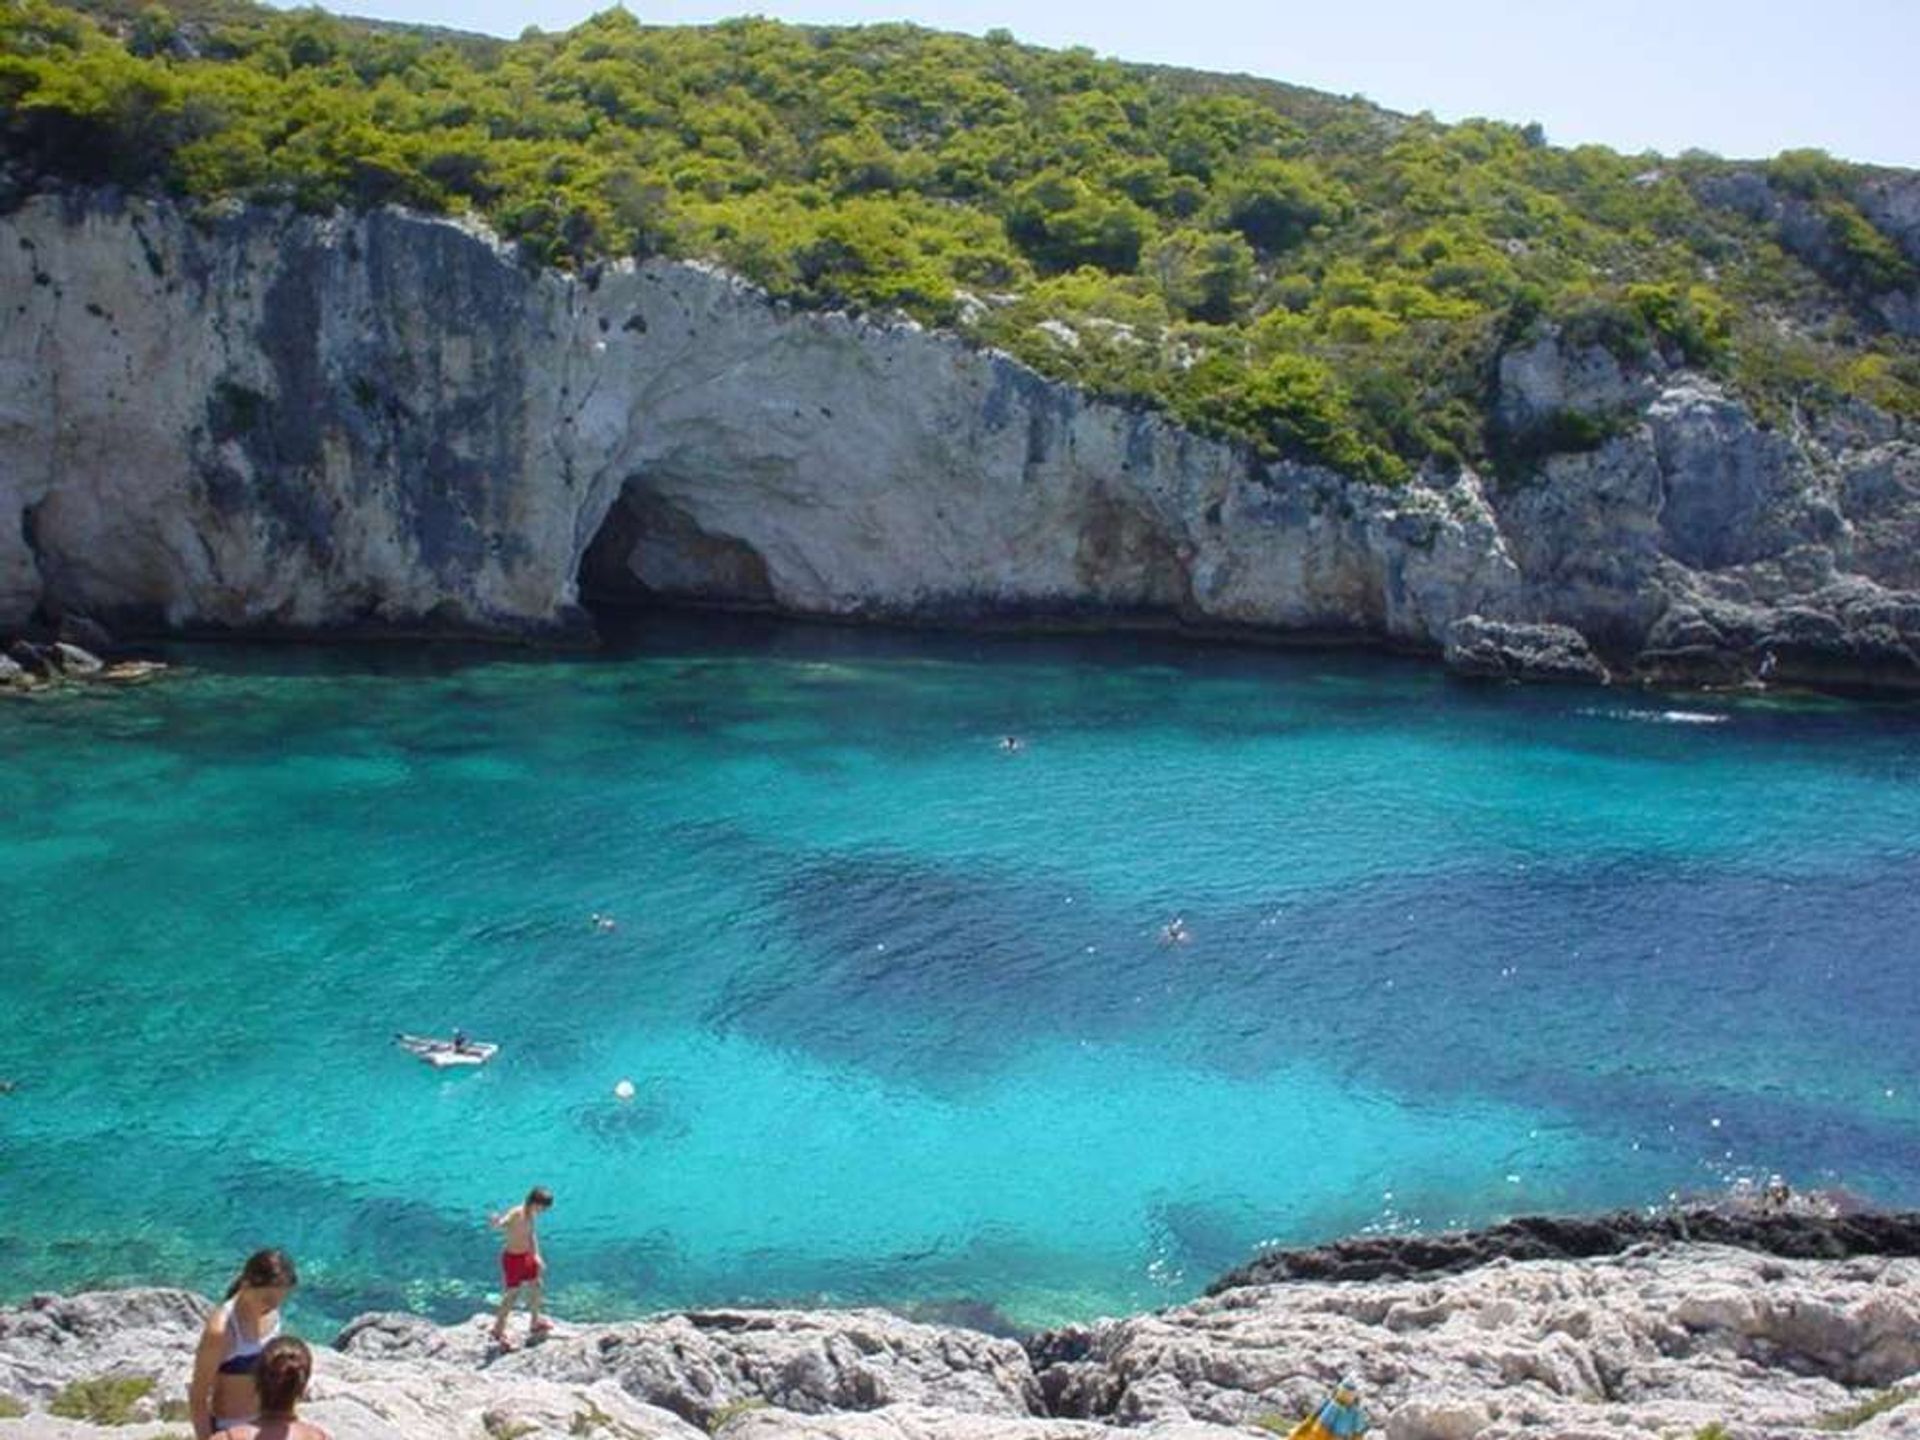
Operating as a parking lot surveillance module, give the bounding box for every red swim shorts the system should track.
[501,1251,542,1288]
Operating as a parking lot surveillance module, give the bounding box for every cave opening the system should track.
[576,476,777,633]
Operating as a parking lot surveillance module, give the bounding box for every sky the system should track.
[307,0,1920,169]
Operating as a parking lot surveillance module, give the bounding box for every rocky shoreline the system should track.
[3,1211,1917,1439]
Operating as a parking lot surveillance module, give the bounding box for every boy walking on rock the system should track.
[488,1186,554,1349]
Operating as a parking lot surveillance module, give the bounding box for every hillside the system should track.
[1,0,1917,488]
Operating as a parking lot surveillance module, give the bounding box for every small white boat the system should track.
[394,1032,498,1068]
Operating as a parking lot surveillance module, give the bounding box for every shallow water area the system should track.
[3,617,1918,1334]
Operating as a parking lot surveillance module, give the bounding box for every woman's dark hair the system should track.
[254,1336,312,1415]
[526,1186,554,1209]
[225,1248,298,1300]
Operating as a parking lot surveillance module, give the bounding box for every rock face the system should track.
[4,1245,1919,1440]
[1028,1248,1920,1437]
[1441,617,1609,684]
[1693,169,1920,341]
[333,1306,1042,1427]
[4,191,1920,689]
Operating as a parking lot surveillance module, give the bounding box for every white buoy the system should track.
[613,1079,636,1101]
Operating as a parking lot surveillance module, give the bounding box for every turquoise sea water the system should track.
[2,617,1918,1334]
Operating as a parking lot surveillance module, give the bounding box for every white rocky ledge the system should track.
[1,1246,1916,1440]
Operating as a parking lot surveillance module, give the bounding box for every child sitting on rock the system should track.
[216,1336,330,1440]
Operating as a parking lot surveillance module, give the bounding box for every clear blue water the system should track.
[2,617,1918,1335]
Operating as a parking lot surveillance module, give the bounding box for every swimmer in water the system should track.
[591,912,617,932]
[1159,917,1191,946]
[1000,736,1023,753]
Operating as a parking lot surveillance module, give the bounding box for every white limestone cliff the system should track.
[4,192,1920,688]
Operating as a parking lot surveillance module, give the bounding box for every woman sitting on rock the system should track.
[189,1248,298,1439]
[215,1336,330,1440]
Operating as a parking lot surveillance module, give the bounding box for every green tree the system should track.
[1149,227,1254,323]
[1214,157,1349,254]
[1005,170,1153,274]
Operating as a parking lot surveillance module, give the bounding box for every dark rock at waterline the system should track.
[2,635,166,690]
[50,640,103,675]
[1443,615,1610,685]
[54,612,115,654]
[1204,1207,1920,1293]
[7,639,55,678]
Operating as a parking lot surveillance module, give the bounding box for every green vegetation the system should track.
[1816,1385,1916,1431]
[1690,1424,1731,1440]
[1250,1416,1295,1436]
[46,1373,154,1424]
[0,1394,27,1419]
[567,1394,648,1439]
[3,0,1916,481]
[706,1396,770,1433]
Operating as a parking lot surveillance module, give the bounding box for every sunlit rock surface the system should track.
[4,192,1920,688]
[3,1233,1918,1438]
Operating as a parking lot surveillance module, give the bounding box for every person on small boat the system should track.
[488,1186,555,1349]
[189,1248,298,1439]
[212,1336,331,1440]
[452,1029,473,1055]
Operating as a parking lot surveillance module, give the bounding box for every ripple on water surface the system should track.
[1,620,1917,1330]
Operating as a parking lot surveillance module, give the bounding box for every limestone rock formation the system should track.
[1442,617,1609,684]
[4,1238,1919,1440]
[334,1306,1043,1426]
[1693,169,1920,341]
[1027,1247,1920,1437]
[4,192,1920,690]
